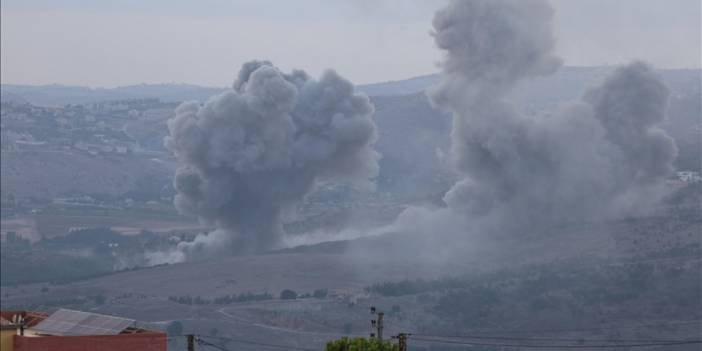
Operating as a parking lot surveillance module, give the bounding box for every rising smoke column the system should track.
[164,61,379,256]
[428,0,677,230]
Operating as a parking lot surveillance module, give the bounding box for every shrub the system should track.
[313,288,329,299]
[326,337,398,351]
[92,294,106,306]
[434,286,500,326]
[280,289,298,300]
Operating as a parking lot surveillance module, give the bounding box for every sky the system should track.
[1,0,700,88]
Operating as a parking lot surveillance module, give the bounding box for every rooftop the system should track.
[0,309,159,336]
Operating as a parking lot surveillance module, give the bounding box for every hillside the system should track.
[3,67,698,203]
[0,83,226,106]
[1,207,699,350]
[0,151,175,201]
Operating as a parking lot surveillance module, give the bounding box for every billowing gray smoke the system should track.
[164,61,378,257]
[427,0,677,231]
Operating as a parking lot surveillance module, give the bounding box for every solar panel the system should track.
[31,309,135,336]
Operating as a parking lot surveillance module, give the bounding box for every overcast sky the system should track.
[1,0,699,87]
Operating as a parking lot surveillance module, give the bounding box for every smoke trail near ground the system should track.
[162,61,379,258]
[399,0,678,237]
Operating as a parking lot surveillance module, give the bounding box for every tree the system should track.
[313,288,328,299]
[92,294,106,305]
[434,286,500,327]
[325,337,398,351]
[280,289,298,300]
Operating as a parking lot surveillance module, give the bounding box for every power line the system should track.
[199,335,317,351]
[410,335,702,349]
[197,337,230,351]
[463,320,702,335]
[411,332,695,344]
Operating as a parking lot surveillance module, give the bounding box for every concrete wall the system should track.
[13,332,167,351]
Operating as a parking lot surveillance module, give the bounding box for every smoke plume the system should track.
[416,0,678,233]
[164,61,379,257]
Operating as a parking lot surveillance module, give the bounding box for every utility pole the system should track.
[370,307,376,338]
[187,334,195,351]
[369,306,384,340]
[392,333,409,351]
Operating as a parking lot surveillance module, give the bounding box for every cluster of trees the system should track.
[366,258,700,329]
[280,288,329,300]
[169,292,274,305]
[325,337,398,351]
[434,287,501,327]
[168,289,330,305]
[1,227,174,286]
[366,278,468,297]
[3,232,31,249]
[213,292,274,304]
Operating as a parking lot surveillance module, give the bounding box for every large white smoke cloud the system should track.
[163,61,379,258]
[400,0,678,237]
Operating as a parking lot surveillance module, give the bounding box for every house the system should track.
[677,170,702,183]
[0,309,166,351]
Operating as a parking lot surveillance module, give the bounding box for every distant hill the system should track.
[0,90,28,105]
[3,66,698,106]
[0,83,227,106]
[359,66,701,101]
[1,66,698,200]
[358,74,440,96]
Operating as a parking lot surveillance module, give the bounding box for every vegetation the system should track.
[212,292,273,304]
[367,256,701,329]
[168,292,273,305]
[0,227,177,286]
[280,289,298,300]
[325,337,398,351]
[313,288,329,298]
[1,247,113,286]
[434,287,500,327]
[366,278,468,297]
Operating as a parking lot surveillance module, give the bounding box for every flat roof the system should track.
[31,309,135,337]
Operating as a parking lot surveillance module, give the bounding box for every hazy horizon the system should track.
[2,0,700,88]
[7,64,702,90]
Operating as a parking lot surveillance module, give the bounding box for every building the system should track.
[1,311,47,351]
[677,170,702,183]
[0,309,166,351]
